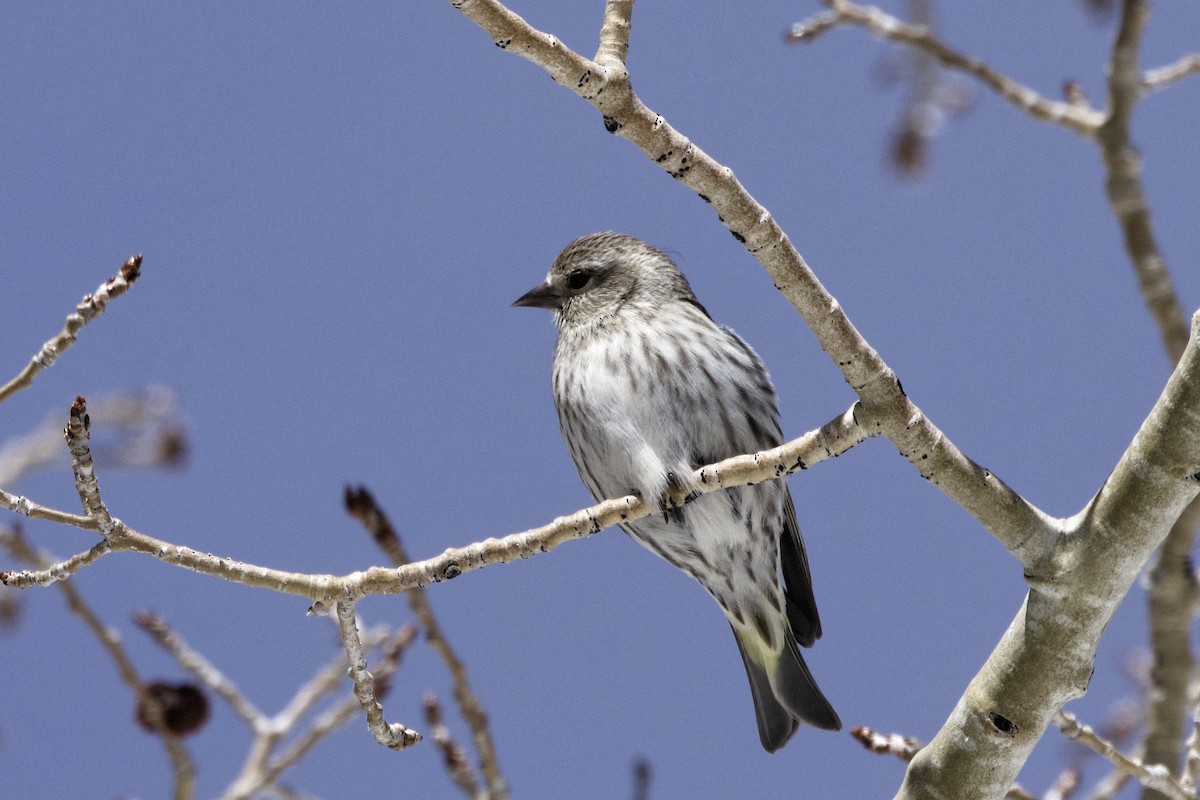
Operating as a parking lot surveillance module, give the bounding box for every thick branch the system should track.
[897,311,1200,800]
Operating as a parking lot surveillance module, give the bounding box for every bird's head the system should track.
[513,231,700,329]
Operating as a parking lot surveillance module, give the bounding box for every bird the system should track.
[513,231,840,752]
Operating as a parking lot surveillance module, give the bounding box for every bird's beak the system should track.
[512,282,563,310]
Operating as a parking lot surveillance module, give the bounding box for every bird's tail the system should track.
[731,623,841,752]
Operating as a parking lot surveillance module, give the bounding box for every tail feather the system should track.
[733,629,798,752]
[731,625,841,752]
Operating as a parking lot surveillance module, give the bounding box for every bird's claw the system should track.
[659,471,700,524]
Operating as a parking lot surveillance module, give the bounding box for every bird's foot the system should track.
[659,471,701,524]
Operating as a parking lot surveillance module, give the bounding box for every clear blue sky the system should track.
[2,2,1198,798]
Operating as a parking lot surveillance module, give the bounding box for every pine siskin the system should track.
[514,231,840,752]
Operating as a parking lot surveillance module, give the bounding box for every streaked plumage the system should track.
[514,232,839,751]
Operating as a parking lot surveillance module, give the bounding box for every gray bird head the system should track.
[513,231,703,329]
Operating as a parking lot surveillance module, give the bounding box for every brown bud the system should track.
[135,681,210,737]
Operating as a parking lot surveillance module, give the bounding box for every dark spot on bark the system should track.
[731,231,746,243]
[987,711,1017,736]
[603,116,620,133]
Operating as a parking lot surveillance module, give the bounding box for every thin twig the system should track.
[0,528,196,800]
[222,625,417,800]
[1055,711,1191,800]
[1141,54,1200,94]
[345,487,506,798]
[0,387,186,486]
[424,694,483,799]
[0,254,142,404]
[334,600,420,750]
[1044,767,1082,800]
[1097,0,1190,367]
[793,0,1102,135]
[851,725,923,761]
[64,396,114,533]
[136,611,265,728]
[630,758,652,800]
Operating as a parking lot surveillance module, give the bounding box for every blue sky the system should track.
[1,2,1198,798]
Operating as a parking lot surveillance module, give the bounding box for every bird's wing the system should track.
[780,488,822,647]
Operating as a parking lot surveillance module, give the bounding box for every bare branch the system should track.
[1004,786,1039,800]
[1044,767,1082,800]
[631,758,652,800]
[852,725,922,761]
[450,0,1059,568]
[423,694,483,800]
[334,600,420,750]
[898,311,1200,799]
[268,632,413,782]
[0,528,196,799]
[0,387,186,486]
[1142,53,1200,95]
[136,611,265,728]
[0,255,142,405]
[595,0,632,68]
[0,489,100,531]
[64,396,114,532]
[1096,0,1190,366]
[786,11,839,44]
[1141,504,1200,789]
[1055,711,1191,800]
[345,487,506,798]
[1181,711,1200,795]
[1087,768,1136,800]
[793,0,1103,136]
[3,407,873,603]
[0,538,111,587]
[222,625,416,800]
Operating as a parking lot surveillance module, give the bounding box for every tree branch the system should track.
[1055,711,1191,800]
[345,487,507,799]
[0,255,142,405]
[3,406,872,603]
[1142,53,1200,95]
[897,311,1200,800]
[449,0,1058,573]
[0,527,197,799]
[334,600,421,750]
[789,0,1103,135]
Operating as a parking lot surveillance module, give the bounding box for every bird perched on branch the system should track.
[514,231,840,752]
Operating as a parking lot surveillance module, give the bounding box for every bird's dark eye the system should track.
[567,270,592,290]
